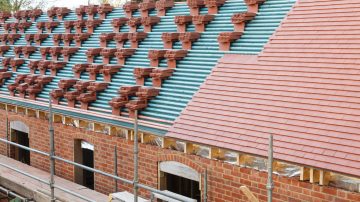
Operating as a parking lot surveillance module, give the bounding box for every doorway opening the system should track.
[159,161,201,201]
[10,129,30,165]
[74,140,94,190]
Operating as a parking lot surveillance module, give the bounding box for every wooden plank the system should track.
[16,106,26,115]
[127,130,140,141]
[26,108,36,117]
[240,186,259,202]
[104,126,111,135]
[185,143,197,155]
[211,149,240,164]
[6,105,16,112]
[110,126,129,138]
[93,123,108,134]
[319,170,331,186]
[239,154,255,167]
[127,130,134,140]
[310,168,320,183]
[185,144,210,159]
[300,167,310,181]
[53,114,62,123]
[141,133,162,146]
[37,111,48,120]
[78,120,93,130]
[63,117,76,126]
[141,133,148,143]
[162,138,176,149]
[211,148,225,160]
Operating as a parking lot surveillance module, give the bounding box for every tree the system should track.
[97,0,127,7]
[0,0,47,12]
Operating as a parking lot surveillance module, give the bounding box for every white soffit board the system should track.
[160,161,199,182]
[81,141,94,151]
[10,121,29,134]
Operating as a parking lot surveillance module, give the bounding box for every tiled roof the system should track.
[166,0,360,177]
[0,0,295,133]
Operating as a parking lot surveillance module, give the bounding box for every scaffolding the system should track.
[0,96,275,202]
[0,97,206,202]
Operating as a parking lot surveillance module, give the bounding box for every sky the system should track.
[45,0,93,9]
[43,0,128,9]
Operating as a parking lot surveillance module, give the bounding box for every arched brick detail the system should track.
[10,120,29,133]
[157,153,204,173]
[7,114,32,137]
[73,133,96,146]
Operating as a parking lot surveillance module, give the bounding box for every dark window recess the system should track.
[10,130,30,165]
[74,140,94,190]
[164,172,201,201]
[82,148,94,190]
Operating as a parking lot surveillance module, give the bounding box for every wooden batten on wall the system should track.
[26,108,37,117]
[16,106,26,115]
[53,114,62,123]
[36,111,48,120]
[300,167,310,181]
[6,105,16,112]
[319,170,331,186]
[301,167,332,186]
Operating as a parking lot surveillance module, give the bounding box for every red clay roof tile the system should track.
[167,0,360,177]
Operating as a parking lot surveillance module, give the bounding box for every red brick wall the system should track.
[0,111,359,202]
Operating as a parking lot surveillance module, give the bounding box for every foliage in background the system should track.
[97,0,126,7]
[96,0,187,6]
[0,0,47,12]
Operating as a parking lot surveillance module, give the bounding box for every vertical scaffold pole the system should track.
[267,134,274,202]
[6,114,9,157]
[204,168,208,202]
[133,110,139,202]
[114,145,118,192]
[49,96,56,202]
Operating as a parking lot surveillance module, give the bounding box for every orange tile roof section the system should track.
[166,0,360,177]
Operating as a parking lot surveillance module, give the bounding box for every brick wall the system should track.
[0,111,359,202]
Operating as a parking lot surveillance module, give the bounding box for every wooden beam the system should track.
[185,143,196,155]
[300,167,310,181]
[78,119,93,130]
[310,168,320,183]
[16,106,26,115]
[211,148,225,160]
[319,170,331,186]
[53,114,62,123]
[127,130,140,141]
[239,154,255,167]
[93,123,107,134]
[162,138,176,149]
[127,130,134,140]
[272,161,289,174]
[26,108,36,117]
[6,105,15,112]
[109,126,129,138]
[37,111,48,120]
[141,133,163,146]
[240,186,259,202]
[63,116,76,126]
[185,144,210,159]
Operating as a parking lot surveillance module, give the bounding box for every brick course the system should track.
[0,111,359,202]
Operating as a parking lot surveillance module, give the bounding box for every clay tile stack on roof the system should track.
[166,0,360,177]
